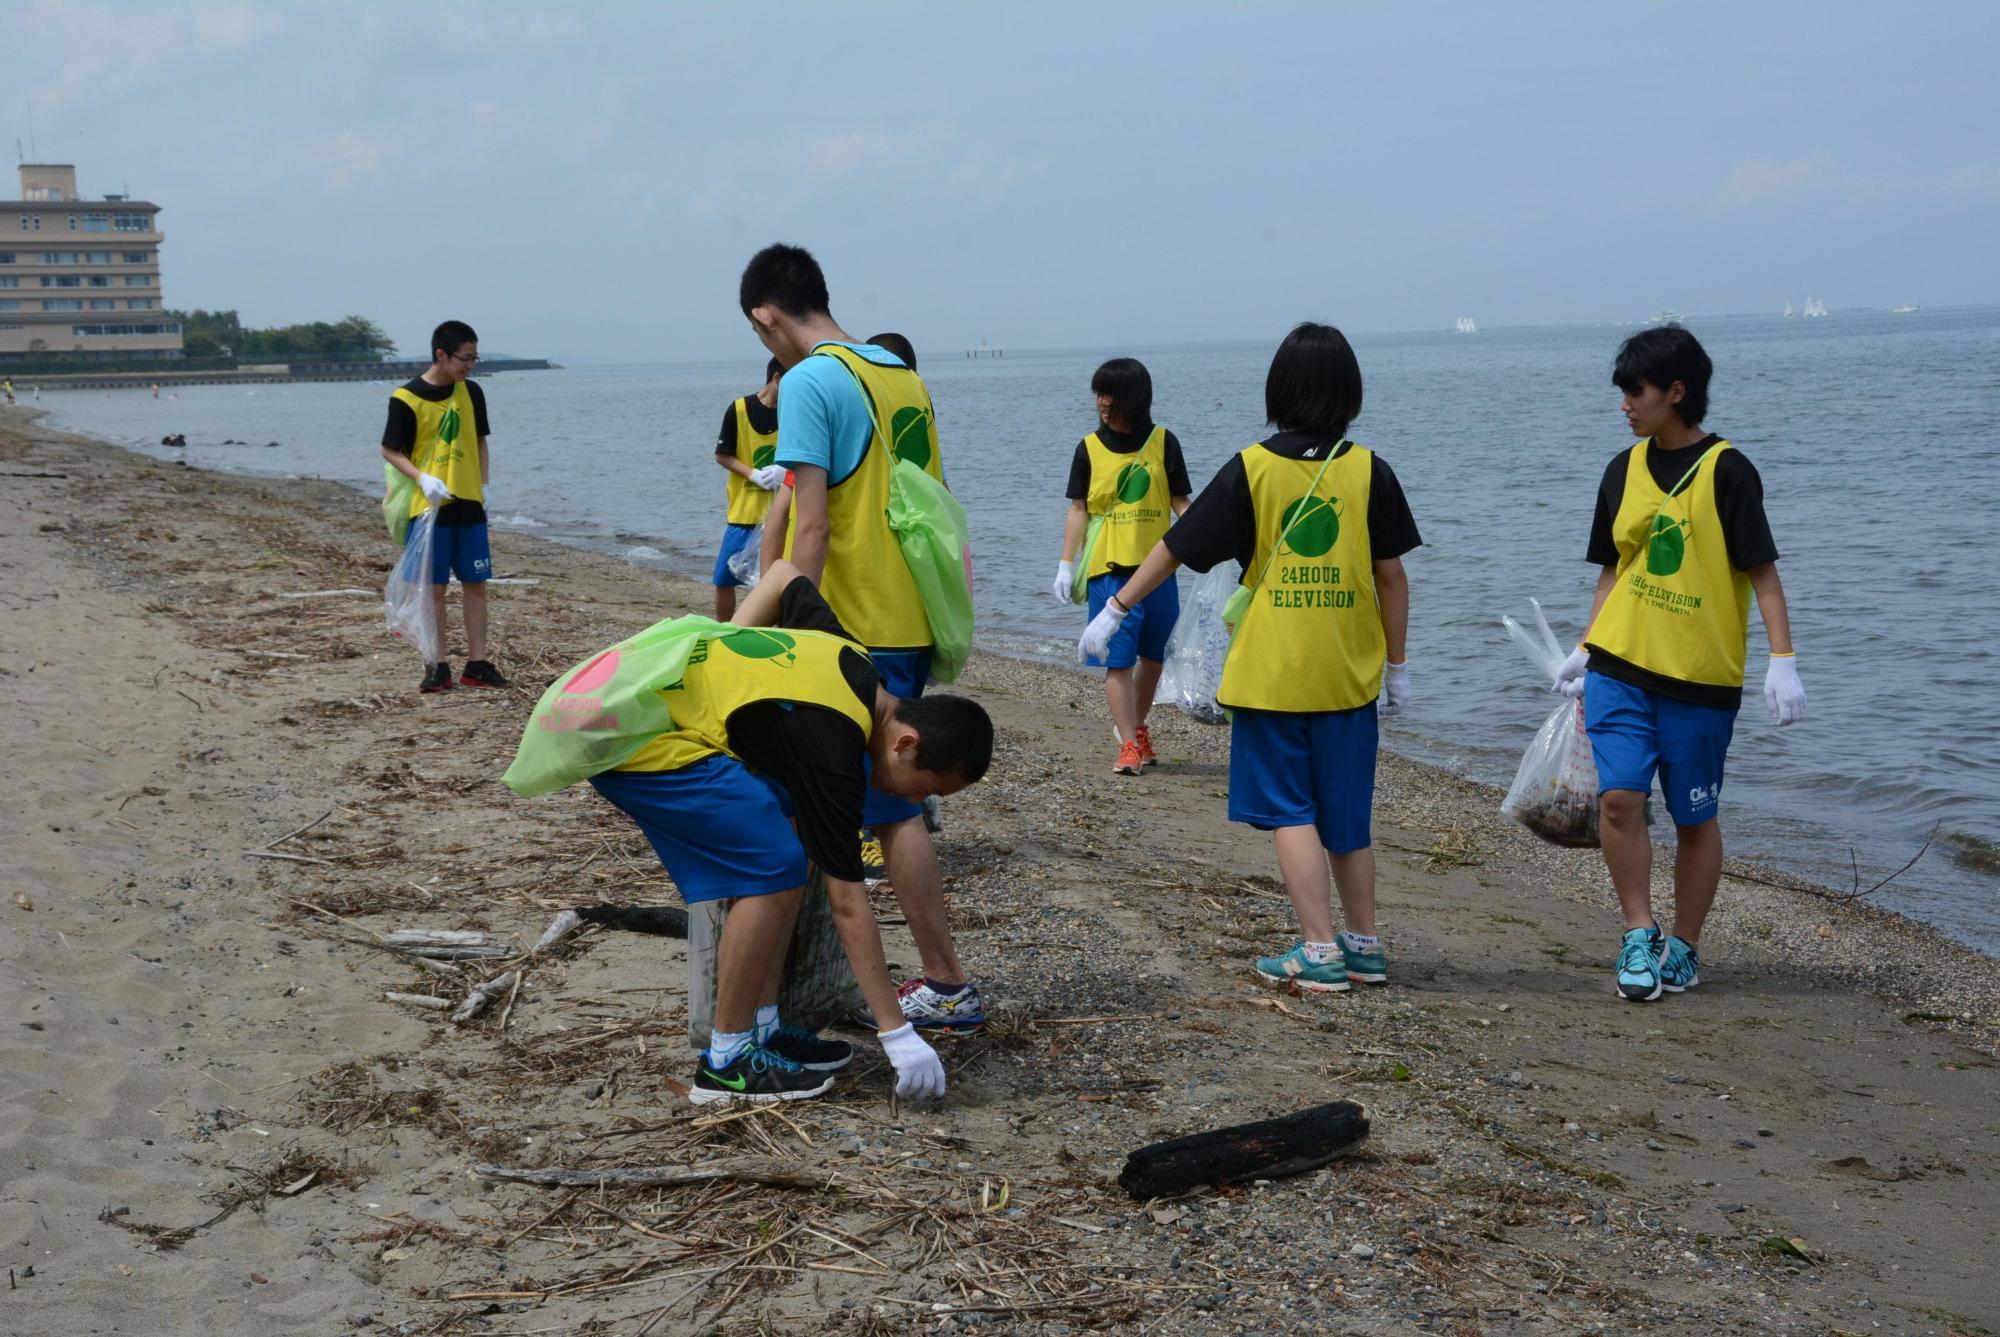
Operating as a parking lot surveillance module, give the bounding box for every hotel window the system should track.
[88,276,112,287]
[87,299,119,310]
[83,213,110,233]
[86,251,112,263]
[114,213,151,232]
[41,276,82,287]
[0,277,16,288]
[0,251,12,262]
[0,300,19,312]
[41,252,81,263]
[124,275,151,286]
[44,299,84,310]
[122,252,148,263]
[127,299,154,310]
[68,215,77,230]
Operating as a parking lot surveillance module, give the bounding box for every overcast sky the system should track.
[6,1,1996,361]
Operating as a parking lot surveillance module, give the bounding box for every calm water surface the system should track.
[41,308,2000,950]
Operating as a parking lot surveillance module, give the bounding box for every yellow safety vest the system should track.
[1083,426,1173,576]
[615,628,874,774]
[392,380,483,519]
[782,343,941,648]
[1586,439,1752,688]
[724,395,779,526]
[1218,442,1384,713]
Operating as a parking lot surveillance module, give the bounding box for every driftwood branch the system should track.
[385,992,451,1011]
[1725,822,1939,905]
[381,929,514,960]
[471,1157,837,1191]
[1118,1100,1370,1199]
[452,971,519,1023]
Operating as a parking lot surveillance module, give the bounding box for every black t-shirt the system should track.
[381,377,491,526]
[715,393,778,459]
[1583,434,1779,710]
[724,577,880,883]
[1164,433,1422,575]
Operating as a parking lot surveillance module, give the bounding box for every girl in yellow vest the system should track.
[711,357,787,619]
[1054,359,1193,775]
[1080,323,1422,992]
[1551,326,1806,1003]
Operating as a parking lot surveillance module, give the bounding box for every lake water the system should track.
[37,308,2000,952]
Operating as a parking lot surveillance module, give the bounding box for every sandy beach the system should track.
[2,406,1995,1336]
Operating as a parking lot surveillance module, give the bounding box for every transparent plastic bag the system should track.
[685,869,859,1051]
[1499,598,1602,848]
[726,521,763,589]
[1158,561,1240,723]
[384,509,442,665]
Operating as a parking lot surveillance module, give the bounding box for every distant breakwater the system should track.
[29,358,556,392]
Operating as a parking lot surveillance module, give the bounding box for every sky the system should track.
[4,1,1997,362]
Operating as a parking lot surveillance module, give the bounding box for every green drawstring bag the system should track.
[382,463,416,544]
[502,615,737,797]
[886,458,975,683]
[1070,515,1105,604]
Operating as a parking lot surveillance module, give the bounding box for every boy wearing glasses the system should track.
[380,319,509,693]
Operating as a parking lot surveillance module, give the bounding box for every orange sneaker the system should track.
[1113,740,1144,776]
[1133,724,1159,768]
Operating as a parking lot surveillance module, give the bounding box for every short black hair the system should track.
[739,243,830,319]
[1090,357,1152,429]
[765,356,783,383]
[1264,322,1363,437]
[868,332,917,371]
[894,694,993,785]
[1613,325,1711,427]
[431,320,477,361]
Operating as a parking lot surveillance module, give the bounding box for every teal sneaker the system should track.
[1660,935,1700,992]
[1255,943,1350,993]
[1340,938,1388,984]
[1616,924,1667,1003]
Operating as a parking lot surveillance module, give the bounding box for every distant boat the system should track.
[1455,316,1477,334]
[1648,309,1679,325]
[1782,302,1794,318]
[1803,297,1827,318]
[1893,304,1920,314]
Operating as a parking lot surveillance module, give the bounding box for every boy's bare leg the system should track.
[1670,819,1723,943]
[462,581,488,663]
[876,817,965,986]
[1133,656,1165,727]
[713,887,804,1034]
[429,584,450,660]
[1599,788,1656,929]
[1103,667,1139,741]
[1273,824,1336,942]
[1328,846,1377,937]
[714,584,737,620]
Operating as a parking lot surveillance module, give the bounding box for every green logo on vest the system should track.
[1279,494,1341,558]
[891,406,933,469]
[721,629,797,663]
[751,443,777,469]
[1647,516,1689,576]
[438,405,461,446]
[1115,462,1152,505]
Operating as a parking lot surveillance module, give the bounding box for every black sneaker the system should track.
[419,662,454,693]
[459,659,510,689]
[763,1025,854,1071]
[688,1043,834,1105]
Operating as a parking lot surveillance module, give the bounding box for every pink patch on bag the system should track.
[565,650,620,694]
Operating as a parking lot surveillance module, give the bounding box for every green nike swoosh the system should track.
[702,1067,748,1091]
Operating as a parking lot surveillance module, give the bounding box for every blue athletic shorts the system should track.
[1083,572,1180,670]
[588,757,807,903]
[1228,705,1378,855]
[423,521,491,586]
[712,522,759,588]
[862,647,932,828]
[1583,671,1737,827]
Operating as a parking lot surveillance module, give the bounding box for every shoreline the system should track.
[34,402,1989,955]
[4,405,1996,1335]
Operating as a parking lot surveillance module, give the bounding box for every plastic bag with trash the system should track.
[1158,561,1240,723]
[1069,515,1105,604]
[685,867,859,1051]
[381,462,417,544]
[726,521,763,589]
[1499,598,1603,848]
[383,509,442,665]
[886,457,974,682]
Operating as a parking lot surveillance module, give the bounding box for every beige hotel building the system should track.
[0,163,183,365]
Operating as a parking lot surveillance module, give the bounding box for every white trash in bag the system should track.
[726,521,763,589]
[1498,598,1603,848]
[384,508,443,665]
[1157,561,1240,724]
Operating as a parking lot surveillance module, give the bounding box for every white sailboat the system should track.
[1454,316,1477,334]
[1782,302,1794,318]
[1803,297,1827,318]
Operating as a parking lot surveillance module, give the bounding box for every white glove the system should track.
[879,1022,946,1100]
[1764,653,1806,725]
[1379,661,1410,717]
[417,472,453,505]
[1078,601,1127,662]
[1052,560,1076,605]
[1554,644,1589,699]
[751,464,787,491]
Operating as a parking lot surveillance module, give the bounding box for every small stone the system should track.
[1563,1121,1581,1133]
[1494,1002,1511,1012]
[582,1083,604,1100]
[1645,1138,1665,1151]
[1756,1128,1775,1137]
[1507,1070,1526,1086]
[350,1314,374,1329]
[1592,1210,1608,1226]
[1349,1243,1375,1259]
[1667,1074,1689,1084]
[106,1016,120,1025]
[1735,1137,1758,1149]
[1719,1203,1745,1214]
